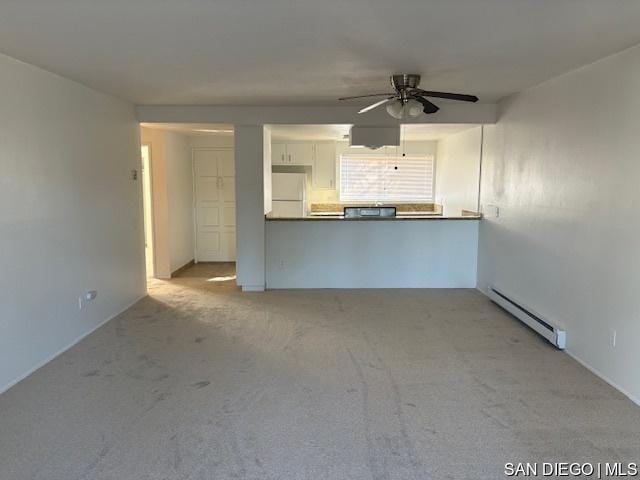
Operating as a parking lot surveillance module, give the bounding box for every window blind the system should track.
[339,154,434,202]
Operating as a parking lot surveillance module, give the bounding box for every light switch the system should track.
[483,204,500,218]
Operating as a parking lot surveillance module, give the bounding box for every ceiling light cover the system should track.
[385,99,423,119]
[386,100,404,119]
[406,99,423,117]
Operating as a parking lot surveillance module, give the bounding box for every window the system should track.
[339,154,434,202]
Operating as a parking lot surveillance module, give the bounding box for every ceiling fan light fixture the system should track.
[405,99,423,117]
[385,100,404,119]
[385,99,422,119]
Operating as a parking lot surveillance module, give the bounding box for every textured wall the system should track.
[266,220,479,288]
[235,126,266,290]
[435,127,482,216]
[478,44,640,403]
[165,131,194,272]
[0,53,145,392]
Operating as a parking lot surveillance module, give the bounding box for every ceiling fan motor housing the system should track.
[391,74,421,92]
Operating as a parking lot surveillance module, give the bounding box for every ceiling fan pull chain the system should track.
[402,124,406,157]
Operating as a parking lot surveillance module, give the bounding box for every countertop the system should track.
[268,203,481,221]
[265,212,482,221]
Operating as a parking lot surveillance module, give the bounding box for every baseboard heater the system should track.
[488,287,566,349]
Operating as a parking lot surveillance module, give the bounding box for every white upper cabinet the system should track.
[272,142,314,165]
[272,143,288,165]
[313,142,336,189]
[272,141,337,190]
[286,143,314,165]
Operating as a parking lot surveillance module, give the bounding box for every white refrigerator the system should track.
[272,173,307,217]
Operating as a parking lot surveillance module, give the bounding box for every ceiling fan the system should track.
[339,74,478,119]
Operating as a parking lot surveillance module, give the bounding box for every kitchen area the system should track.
[264,124,484,288]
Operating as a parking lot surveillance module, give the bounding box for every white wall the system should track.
[235,126,266,291]
[140,127,170,278]
[165,131,194,272]
[140,128,194,276]
[263,128,273,215]
[478,44,640,403]
[0,53,144,392]
[435,127,482,216]
[190,134,234,149]
[266,220,478,288]
[137,103,498,126]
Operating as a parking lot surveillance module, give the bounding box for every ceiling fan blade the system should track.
[358,97,394,114]
[413,96,440,114]
[339,93,396,101]
[415,90,478,103]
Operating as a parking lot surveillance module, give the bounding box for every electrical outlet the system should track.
[611,330,617,348]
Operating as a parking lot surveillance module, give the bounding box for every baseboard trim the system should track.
[0,294,146,395]
[242,285,265,292]
[566,350,640,406]
[477,287,640,407]
[171,259,195,277]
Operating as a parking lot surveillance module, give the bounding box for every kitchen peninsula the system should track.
[265,205,480,288]
[265,124,483,289]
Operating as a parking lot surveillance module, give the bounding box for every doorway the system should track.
[141,144,155,278]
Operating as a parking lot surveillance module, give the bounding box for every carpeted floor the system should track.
[1,263,638,479]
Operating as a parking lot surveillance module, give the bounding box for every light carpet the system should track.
[1,263,638,479]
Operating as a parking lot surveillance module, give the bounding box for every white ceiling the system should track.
[1,1,639,105]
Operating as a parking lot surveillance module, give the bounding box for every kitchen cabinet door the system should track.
[286,143,314,165]
[272,143,287,164]
[313,142,336,189]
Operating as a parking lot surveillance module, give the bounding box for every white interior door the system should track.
[194,149,236,261]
